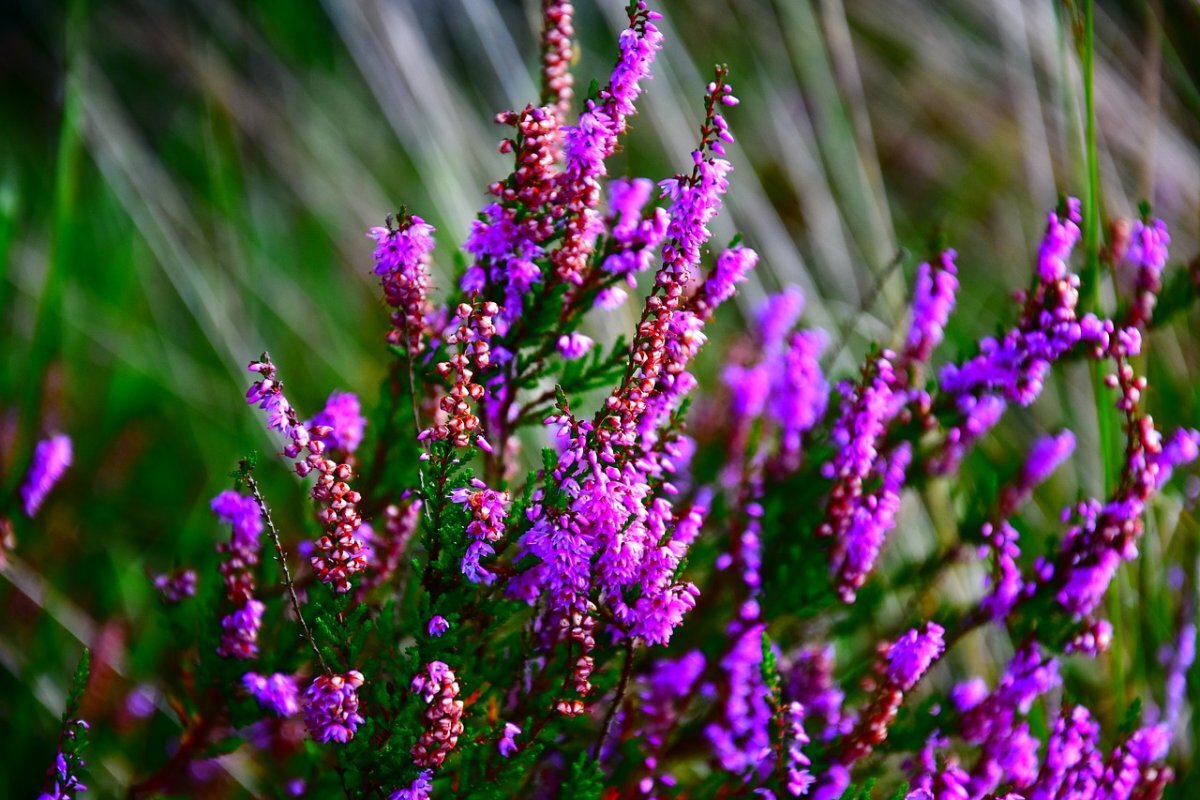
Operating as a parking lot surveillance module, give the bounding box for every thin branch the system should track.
[242,463,328,673]
[594,640,635,762]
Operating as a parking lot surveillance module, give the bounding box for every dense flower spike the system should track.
[449,479,510,584]
[422,301,498,449]
[819,351,907,598]
[371,214,436,356]
[902,249,959,367]
[538,0,574,126]
[21,434,72,517]
[601,71,737,446]
[212,490,264,658]
[247,355,368,593]
[303,671,365,744]
[411,661,465,768]
[885,622,945,691]
[1119,217,1170,328]
[552,1,664,285]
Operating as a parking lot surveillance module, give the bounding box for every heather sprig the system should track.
[60,2,1200,797]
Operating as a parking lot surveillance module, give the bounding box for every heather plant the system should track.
[5,1,1200,799]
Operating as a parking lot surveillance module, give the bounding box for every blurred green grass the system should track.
[2,0,1199,795]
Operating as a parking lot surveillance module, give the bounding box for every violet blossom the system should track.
[21,434,72,518]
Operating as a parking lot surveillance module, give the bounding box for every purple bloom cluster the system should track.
[819,352,907,599]
[388,771,433,800]
[497,722,521,758]
[212,490,264,659]
[449,479,510,585]
[553,2,664,285]
[370,215,436,356]
[903,249,959,366]
[308,391,366,454]
[1120,217,1170,328]
[243,672,300,716]
[21,434,72,517]
[886,622,945,691]
[153,568,197,603]
[303,670,365,744]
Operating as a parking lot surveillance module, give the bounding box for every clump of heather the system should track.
[17,2,1200,798]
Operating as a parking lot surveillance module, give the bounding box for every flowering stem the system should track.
[594,640,635,761]
[241,463,328,673]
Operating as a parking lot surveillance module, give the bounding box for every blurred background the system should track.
[2,0,1199,795]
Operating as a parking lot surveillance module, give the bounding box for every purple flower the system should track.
[243,672,300,716]
[819,352,905,594]
[594,286,629,310]
[608,177,655,240]
[557,332,595,361]
[830,443,911,601]
[450,480,510,585]
[211,490,263,554]
[1121,217,1170,327]
[705,622,772,775]
[37,719,88,800]
[999,429,1076,514]
[303,671,365,743]
[371,215,436,355]
[218,599,264,660]
[756,286,806,352]
[903,249,958,365]
[1036,198,1082,282]
[1151,428,1200,488]
[308,391,366,453]
[153,569,197,603]
[784,702,814,796]
[388,771,433,800]
[427,615,449,638]
[697,245,758,311]
[724,363,771,421]
[886,622,945,691]
[20,434,72,517]
[498,721,521,758]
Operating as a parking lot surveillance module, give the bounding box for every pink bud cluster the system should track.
[410,661,465,768]
[495,106,561,216]
[423,301,498,449]
[247,355,368,593]
[538,0,574,126]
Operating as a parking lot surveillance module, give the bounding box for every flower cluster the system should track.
[303,671,365,744]
[449,479,510,585]
[410,661,465,768]
[243,672,300,716]
[371,214,436,356]
[247,355,368,593]
[422,302,498,449]
[212,490,264,659]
